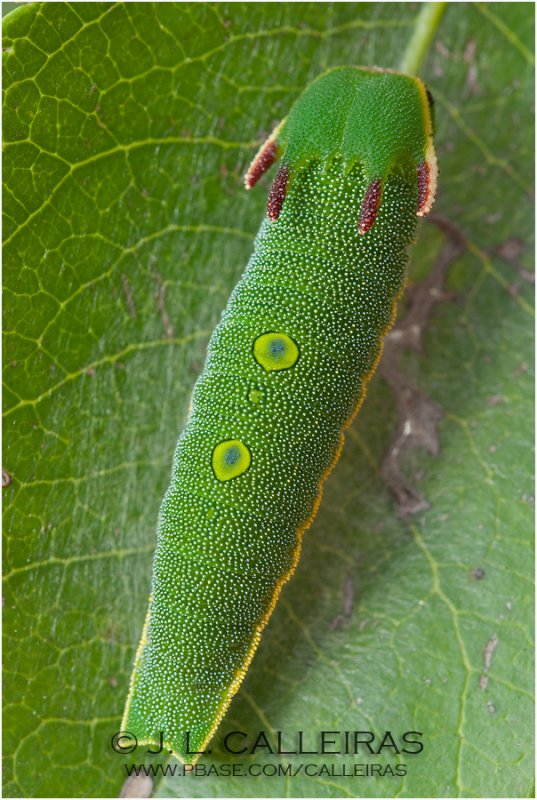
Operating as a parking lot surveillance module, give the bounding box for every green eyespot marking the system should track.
[253,332,299,372]
[212,439,251,481]
[248,388,264,405]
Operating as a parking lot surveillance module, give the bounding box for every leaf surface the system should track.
[3,3,534,797]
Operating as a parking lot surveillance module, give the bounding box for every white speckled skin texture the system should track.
[122,158,418,761]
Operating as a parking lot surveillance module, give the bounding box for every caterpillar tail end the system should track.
[121,712,215,767]
[121,670,227,766]
[120,600,245,766]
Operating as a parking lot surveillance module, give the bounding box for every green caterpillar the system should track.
[122,66,437,763]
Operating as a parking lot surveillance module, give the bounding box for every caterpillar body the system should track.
[122,66,437,763]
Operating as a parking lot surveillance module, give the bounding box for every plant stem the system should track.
[399,2,448,75]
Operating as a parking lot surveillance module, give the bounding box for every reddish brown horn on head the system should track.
[245,138,278,190]
[416,141,438,217]
[267,165,289,220]
[358,179,382,235]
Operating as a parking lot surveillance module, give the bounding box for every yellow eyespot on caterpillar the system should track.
[253,332,300,372]
[248,388,264,405]
[123,65,438,765]
[212,439,251,481]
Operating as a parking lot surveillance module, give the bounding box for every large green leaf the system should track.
[3,3,534,798]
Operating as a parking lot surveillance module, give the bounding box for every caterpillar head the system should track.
[244,66,437,233]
